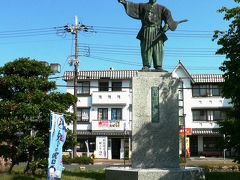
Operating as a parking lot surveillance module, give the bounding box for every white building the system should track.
[64,70,137,159]
[173,62,231,157]
[63,62,231,159]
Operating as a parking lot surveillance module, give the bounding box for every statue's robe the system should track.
[123,2,178,47]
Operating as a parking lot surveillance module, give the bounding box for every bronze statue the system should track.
[118,0,187,71]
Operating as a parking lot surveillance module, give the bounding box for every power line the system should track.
[89,25,216,38]
[0,26,64,33]
[79,43,218,51]
[0,26,66,39]
[77,42,223,57]
[80,55,221,70]
[0,25,218,39]
[88,55,141,66]
[90,25,216,33]
[78,46,223,58]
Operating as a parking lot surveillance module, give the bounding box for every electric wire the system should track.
[77,42,223,58]
[0,26,66,38]
[0,25,218,39]
[0,25,225,71]
[79,43,217,52]
[88,25,216,38]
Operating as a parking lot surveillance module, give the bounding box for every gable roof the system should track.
[172,61,194,83]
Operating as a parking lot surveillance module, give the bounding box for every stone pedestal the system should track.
[106,167,205,180]
[106,72,205,180]
[132,72,179,168]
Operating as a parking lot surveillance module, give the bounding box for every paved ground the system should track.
[63,157,237,171]
[185,157,237,166]
[64,159,131,170]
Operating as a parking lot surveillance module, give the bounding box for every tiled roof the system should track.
[63,70,138,81]
[192,128,220,135]
[191,74,224,83]
[63,69,224,83]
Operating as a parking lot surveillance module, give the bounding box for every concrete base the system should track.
[132,72,180,168]
[106,167,205,180]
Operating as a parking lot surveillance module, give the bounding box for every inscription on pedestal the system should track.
[151,87,159,123]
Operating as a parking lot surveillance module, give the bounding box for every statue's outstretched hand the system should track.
[118,0,126,5]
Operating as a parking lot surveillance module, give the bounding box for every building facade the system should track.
[64,70,137,159]
[64,63,231,159]
[173,62,231,157]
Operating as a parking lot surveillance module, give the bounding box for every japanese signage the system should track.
[98,120,120,128]
[96,136,108,158]
[48,112,67,179]
[98,120,109,127]
[151,87,160,123]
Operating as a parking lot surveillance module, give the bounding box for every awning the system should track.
[77,130,131,137]
[192,128,220,135]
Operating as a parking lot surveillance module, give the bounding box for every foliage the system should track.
[62,155,93,165]
[62,170,105,180]
[62,155,72,164]
[205,172,240,180]
[71,156,94,165]
[213,0,240,163]
[0,58,77,174]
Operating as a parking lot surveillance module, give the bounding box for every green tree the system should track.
[0,58,77,173]
[213,0,240,163]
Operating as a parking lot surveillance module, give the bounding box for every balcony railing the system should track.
[91,119,131,131]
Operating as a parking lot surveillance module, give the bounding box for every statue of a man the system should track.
[118,0,187,71]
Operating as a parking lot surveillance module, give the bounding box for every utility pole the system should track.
[64,16,94,158]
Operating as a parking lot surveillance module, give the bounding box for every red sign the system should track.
[179,128,192,137]
[98,120,109,127]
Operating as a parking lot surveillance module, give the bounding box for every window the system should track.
[77,108,90,123]
[112,82,122,91]
[203,137,222,152]
[99,82,109,91]
[77,81,90,95]
[98,108,108,120]
[192,84,209,97]
[111,108,122,120]
[192,84,222,97]
[199,85,208,96]
[212,85,222,96]
[212,110,226,121]
[192,85,199,97]
[192,109,207,121]
[77,138,95,152]
[192,109,227,122]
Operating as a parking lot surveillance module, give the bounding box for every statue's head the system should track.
[149,0,157,4]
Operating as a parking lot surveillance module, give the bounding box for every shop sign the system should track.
[179,128,192,137]
[96,136,108,158]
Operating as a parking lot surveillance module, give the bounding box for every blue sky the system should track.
[0,0,237,89]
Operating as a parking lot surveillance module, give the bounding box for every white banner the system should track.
[96,136,108,158]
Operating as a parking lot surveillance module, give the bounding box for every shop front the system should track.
[76,130,131,159]
[189,128,223,157]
